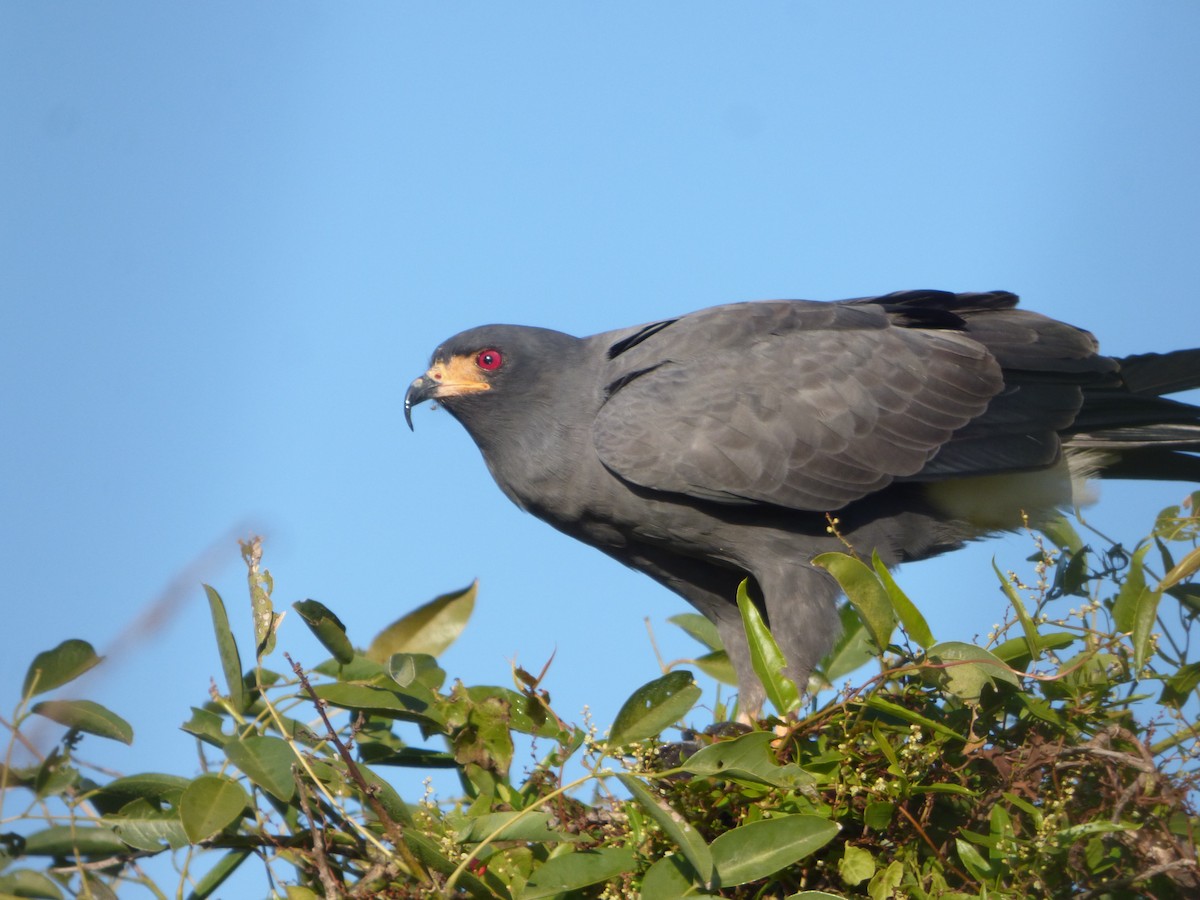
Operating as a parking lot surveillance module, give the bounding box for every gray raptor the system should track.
[406,290,1200,714]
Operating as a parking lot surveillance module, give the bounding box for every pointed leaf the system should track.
[864,696,963,740]
[1039,515,1084,553]
[181,706,231,748]
[642,853,719,898]
[669,613,723,652]
[187,848,252,899]
[737,581,800,714]
[820,604,875,683]
[293,599,356,665]
[454,810,576,844]
[813,553,895,654]
[31,700,133,744]
[928,641,1021,703]
[21,825,130,857]
[22,640,102,699]
[367,581,476,661]
[692,649,738,686]
[992,631,1075,667]
[993,560,1042,660]
[872,552,934,649]
[608,671,701,747]
[356,762,415,826]
[681,731,812,789]
[1132,585,1164,672]
[1161,545,1200,591]
[709,815,838,887]
[522,847,637,899]
[619,774,714,887]
[313,682,439,721]
[0,868,64,899]
[387,652,446,691]
[93,773,190,815]
[224,735,297,801]
[1113,544,1152,634]
[179,774,250,842]
[105,798,189,851]
[204,585,246,712]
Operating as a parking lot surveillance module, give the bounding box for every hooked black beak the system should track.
[404,374,438,430]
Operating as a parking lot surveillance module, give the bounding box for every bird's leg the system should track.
[757,563,842,699]
[709,611,766,722]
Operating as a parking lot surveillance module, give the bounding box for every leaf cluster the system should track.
[1,503,1199,898]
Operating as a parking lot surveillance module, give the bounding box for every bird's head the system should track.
[405,324,583,435]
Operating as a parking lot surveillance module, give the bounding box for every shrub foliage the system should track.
[3,499,1200,898]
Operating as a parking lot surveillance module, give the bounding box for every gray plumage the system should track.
[406,290,1200,714]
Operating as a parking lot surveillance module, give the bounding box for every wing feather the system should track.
[592,300,1005,510]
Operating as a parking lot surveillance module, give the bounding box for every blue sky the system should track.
[2,0,1198,871]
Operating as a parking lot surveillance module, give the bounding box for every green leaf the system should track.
[1039,515,1084,553]
[387,652,446,691]
[21,825,129,857]
[179,774,250,842]
[737,581,800,714]
[355,762,415,826]
[204,585,246,712]
[813,552,895,654]
[454,810,576,844]
[22,639,102,699]
[1160,660,1200,708]
[991,631,1075,667]
[839,844,875,886]
[619,774,714,888]
[681,731,812,790]
[293,599,356,665]
[641,853,718,898]
[955,836,996,881]
[366,581,476,662]
[1132,587,1164,672]
[1161,545,1200,591]
[224,735,296,802]
[181,706,231,748]
[821,603,875,684]
[92,773,190,815]
[872,552,934,649]
[864,696,963,741]
[186,848,252,899]
[31,699,133,744]
[312,682,440,725]
[928,641,1021,703]
[105,798,189,851]
[608,671,701,746]
[692,649,738,686]
[521,847,637,898]
[670,613,723,652]
[0,868,64,899]
[993,560,1042,661]
[863,801,894,831]
[402,831,494,899]
[709,815,839,887]
[867,860,903,900]
[1112,543,1152,634]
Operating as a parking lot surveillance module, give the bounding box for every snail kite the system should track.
[406,290,1200,713]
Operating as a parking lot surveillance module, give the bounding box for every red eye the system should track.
[476,349,503,371]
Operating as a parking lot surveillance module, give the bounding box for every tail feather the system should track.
[1070,347,1200,483]
[1116,348,1200,396]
